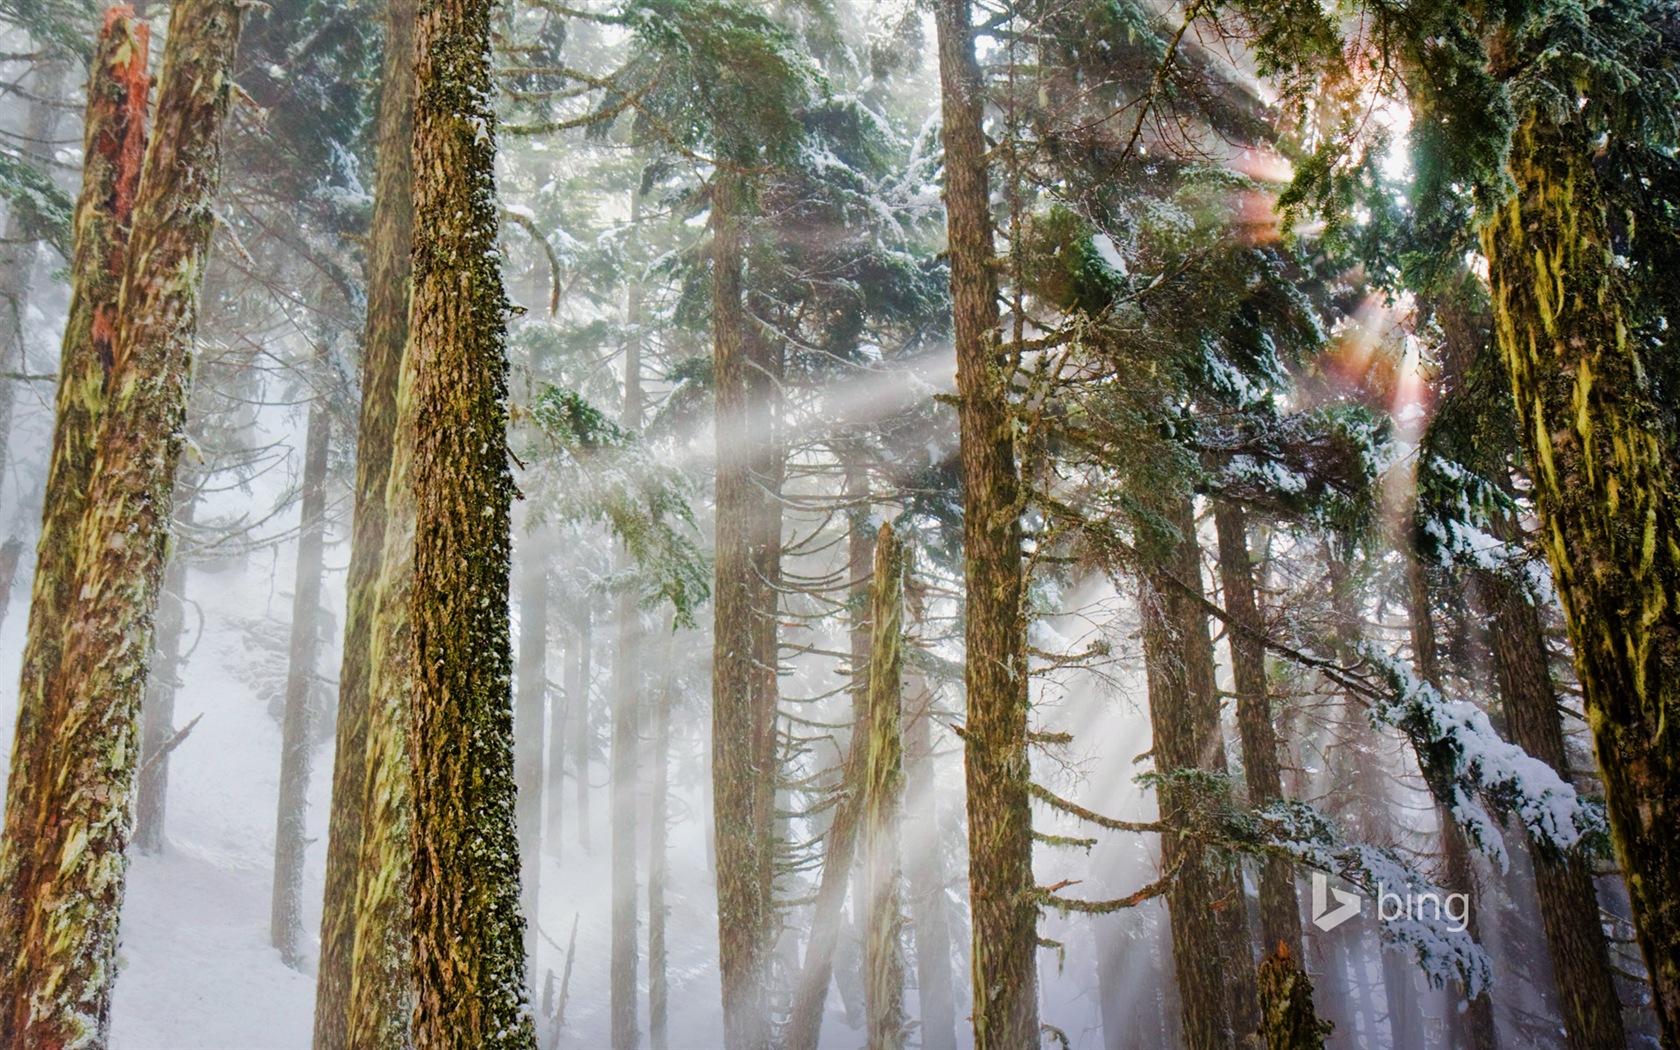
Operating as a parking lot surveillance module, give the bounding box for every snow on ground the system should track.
[104,539,335,1048]
[110,847,318,1049]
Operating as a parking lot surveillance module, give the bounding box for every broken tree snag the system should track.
[863,523,908,1050]
[402,0,533,1038]
[0,0,240,1042]
[0,3,150,1009]
[1257,945,1328,1050]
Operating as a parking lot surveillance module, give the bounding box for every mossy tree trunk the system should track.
[1481,111,1680,1043]
[1480,565,1627,1049]
[313,0,414,1040]
[272,387,332,968]
[1257,945,1327,1050]
[0,0,240,1039]
[932,3,1040,1045]
[0,5,150,1027]
[400,0,534,1039]
[862,523,908,1050]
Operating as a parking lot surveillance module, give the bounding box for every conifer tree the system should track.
[272,378,332,968]
[1478,49,1680,1044]
[0,0,241,1037]
[0,7,150,1016]
[401,0,532,1036]
[932,3,1040,1045]
[314,0,415,1042]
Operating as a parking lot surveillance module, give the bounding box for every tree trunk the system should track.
[710,169,780,1050]
[135,484,195,853]
[1322,545,1424,1048]
[543,545,565,861]
[648,620,674,1050]
[1212,503,1311,974]
[400,0,534,1039]
[515,520,547,970]
[1257,945,1327,1050]
[272,392,332,968]
[0,6,150,1011]
[0,0,239,1039]
[1140,495,1255,1050]
[905,681,958,1050]
[1407,555,1499,1050]
[1480,566,1626,1049]
[1481,110,1680,1043]
[862,524,908,1050]
[0,62,65,499]
[0,537,23,634]
[571,609,592,852]
[313,0,414,1040]
[610,191,645,1048]
[786,475,875,1050]
[932,3,1039,1046]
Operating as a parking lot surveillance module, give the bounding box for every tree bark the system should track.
[0,8,150,1008]
[863,524,908,1050]
[932,3,1040,1046]
[1212,501,1309,970]
[399,0,535,1039]
[0,0,239,1039]
[272,391,332,968]
[1481,110,1680,1043]
[710,169,780,1050]
[135,484,195,853]
[610,190,645,1048]
[313,0,414,1040]
[1480,566,1626,1049]
[1140,495,1257,1050]
[1257,944,1327,1050]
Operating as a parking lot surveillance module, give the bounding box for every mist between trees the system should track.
[0,0,1673,1048]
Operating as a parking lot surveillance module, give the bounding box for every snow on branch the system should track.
[1248,800,1494,997]
[1363,647,1610,868]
